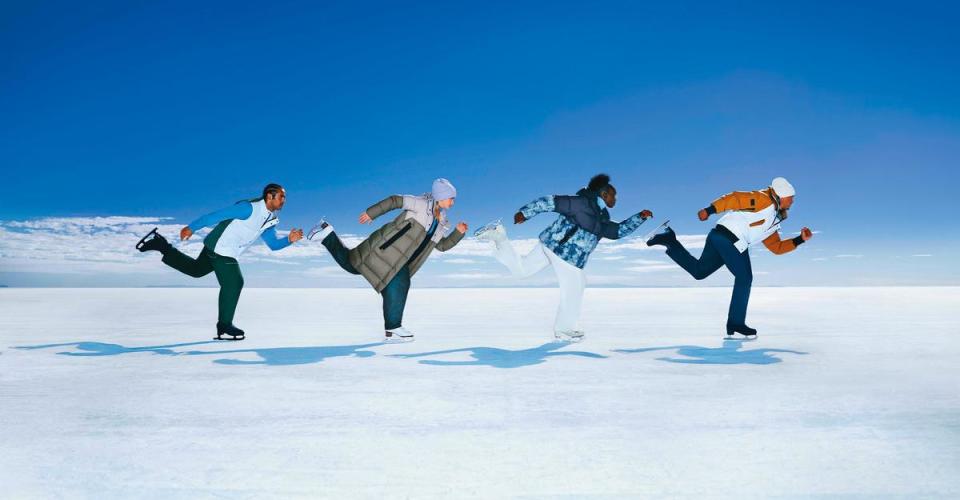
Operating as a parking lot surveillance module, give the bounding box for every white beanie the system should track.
[771,177,795,198]
[432,178,457,201]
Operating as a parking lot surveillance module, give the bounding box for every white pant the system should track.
[492,239,586,333]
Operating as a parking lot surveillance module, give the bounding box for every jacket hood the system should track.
[576,187,601,198]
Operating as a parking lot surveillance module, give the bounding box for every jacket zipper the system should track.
[557,225,579,246]
[380,222,412,250]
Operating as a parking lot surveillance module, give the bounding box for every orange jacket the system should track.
[709,189,803,255]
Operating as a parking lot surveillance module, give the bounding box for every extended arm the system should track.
[597,210,652,240]
[362,195,404,222]
[435,227,466,252]
[260,226,293,251]
[187,203,253,232]
[707,191,761,214]
[762,230,806,255]
[515,196,557,223]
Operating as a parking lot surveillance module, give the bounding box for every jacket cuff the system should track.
[791,235,805,247]
[705,205,717,215]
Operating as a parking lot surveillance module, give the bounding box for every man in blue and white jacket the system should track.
[135,183,304,340]
[475,174,652,341]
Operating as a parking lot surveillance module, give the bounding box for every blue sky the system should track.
[1,0,957,287]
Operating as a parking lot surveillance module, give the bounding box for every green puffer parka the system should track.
[349,194,464,292]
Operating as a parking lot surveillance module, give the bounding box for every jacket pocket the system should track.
[557,226,579,246]
[379,222,412,250]
[749,219,766,227]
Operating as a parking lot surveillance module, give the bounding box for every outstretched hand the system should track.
[698,209,709,221]
[288,228,304,243]
[640,209,653,219]
[514,212,526,224]
[359,212,372,224]
[801,227,813,241]
[180,227,193,241]
[456,222,468,233]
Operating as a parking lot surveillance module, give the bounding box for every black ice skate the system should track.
[645,222,676,247]
[215,322,246,341]
[726,324,758,339]
[136,227,171,253]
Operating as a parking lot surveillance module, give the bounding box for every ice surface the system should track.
[1,287,958,498]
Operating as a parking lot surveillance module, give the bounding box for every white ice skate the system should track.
[554,330,585,343]
[473,219,506,242]
[384,327,415,343]
[307,218,333,242]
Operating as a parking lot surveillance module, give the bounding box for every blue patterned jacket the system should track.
[518,188,648,269]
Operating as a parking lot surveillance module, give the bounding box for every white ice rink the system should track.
[1,287,958,498]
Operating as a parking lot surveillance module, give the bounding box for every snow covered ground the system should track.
[1,287,958,498]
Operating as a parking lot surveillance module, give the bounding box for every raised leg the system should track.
[321,231,361,275]
[493,240,551,278]
[161,246,215,278]
[663,229,725,280]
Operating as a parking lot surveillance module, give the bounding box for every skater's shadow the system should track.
[13,341,384,366]
[390,342,606,369]
[613,339,807,365]
[182,343,384,366]
[14,341,217,357]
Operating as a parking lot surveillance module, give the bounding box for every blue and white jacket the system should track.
[519,188,647,269]
[188,200,292,258]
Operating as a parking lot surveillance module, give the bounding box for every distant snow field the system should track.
[1,287,958,498]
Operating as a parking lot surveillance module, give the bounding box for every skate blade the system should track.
[641,220,671,242]
[214,335,245,341]
[725,333,757,340]
[135,227,159,251]
[383,336,414,343]
[554,334,585,343]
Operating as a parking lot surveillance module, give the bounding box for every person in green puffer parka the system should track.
[308,178,467,342]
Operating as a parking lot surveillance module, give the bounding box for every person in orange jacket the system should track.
[646,177,813,338]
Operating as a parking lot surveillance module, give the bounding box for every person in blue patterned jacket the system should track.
[474,174,652,341]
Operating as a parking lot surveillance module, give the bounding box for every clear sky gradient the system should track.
[1,1,957,287]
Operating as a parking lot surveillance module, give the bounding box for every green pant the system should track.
[161,246,244,325]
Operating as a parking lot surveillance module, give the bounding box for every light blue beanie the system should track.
[431,178,457,201]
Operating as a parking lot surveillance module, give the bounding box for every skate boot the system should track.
[307,218,333,242]
[473,219,506,242]
[554,330,585,343]
[384,327,415,343]
[215,322,246,341]
[645,225,677,248]
[136,227,172,253]
[726,323,757,339]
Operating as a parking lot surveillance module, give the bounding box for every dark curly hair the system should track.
[588,173,611,192]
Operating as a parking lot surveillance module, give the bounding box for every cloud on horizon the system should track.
[0,215,709,287]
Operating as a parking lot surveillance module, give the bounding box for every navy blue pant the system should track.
[323,232,411,330]
[663,227,753,327]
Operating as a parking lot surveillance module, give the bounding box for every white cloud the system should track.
[912,254,933,258]
[440,272,502,280]
[441,258,481,264]
[630,259,669,265]
[595,234,706,254]
[0,217,185,274]
[624,265,678,273]
[0,216,808,287]
[834,254,863,259]
[303,266,348,277]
